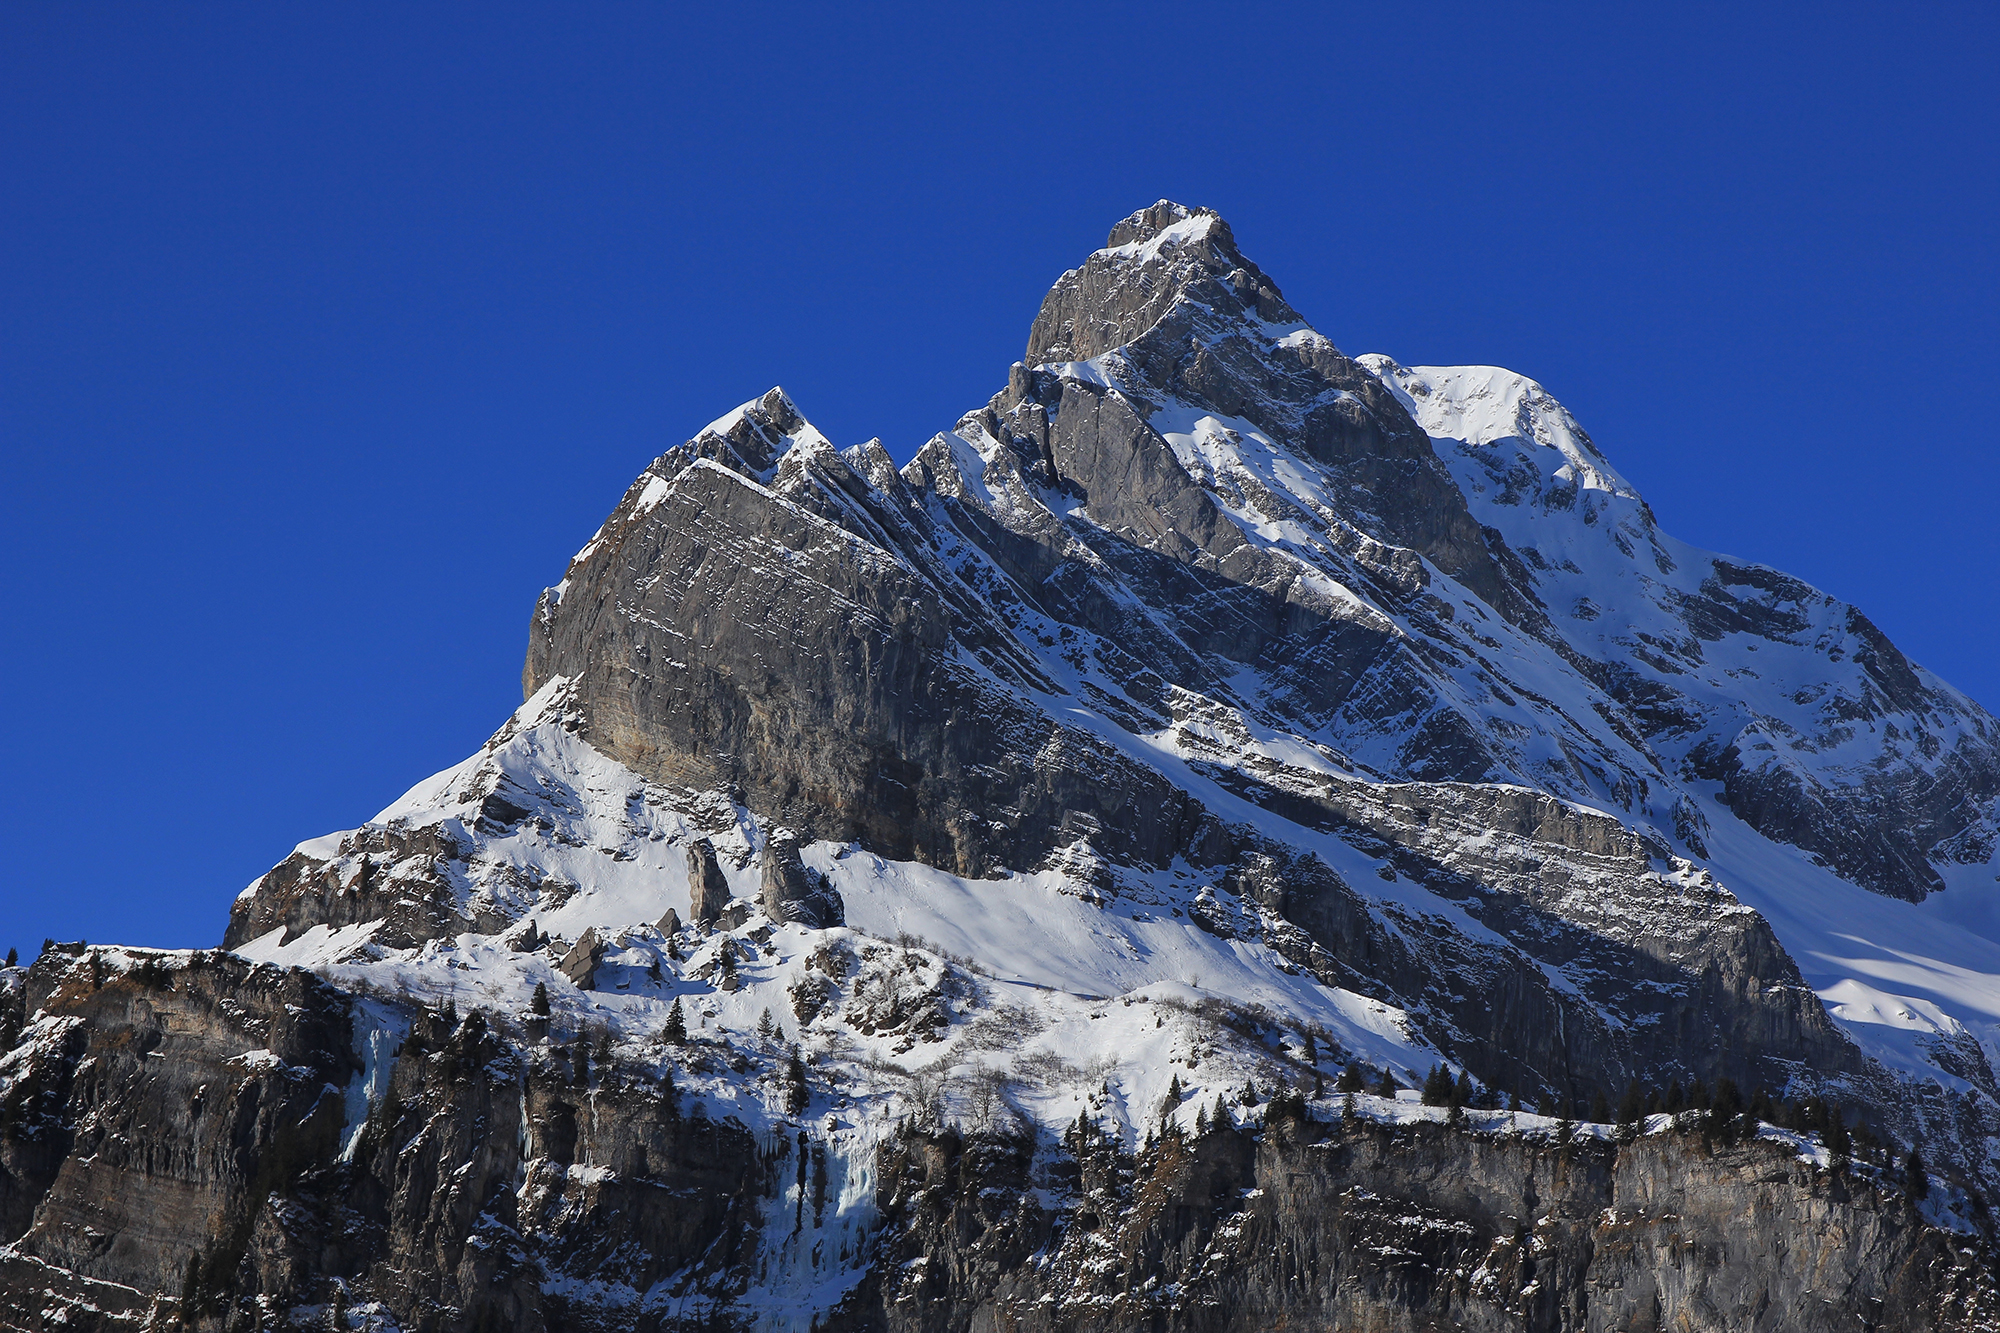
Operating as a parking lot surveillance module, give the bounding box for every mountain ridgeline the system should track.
[9,202,2000,1332]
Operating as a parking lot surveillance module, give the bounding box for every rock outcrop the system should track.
[760,835,844,930]
[687,839,731,926]
[851,1111,1997,1333]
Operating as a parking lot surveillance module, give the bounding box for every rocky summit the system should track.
[8,201,2000,1332]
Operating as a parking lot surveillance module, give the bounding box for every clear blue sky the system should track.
[4,3,1996,953]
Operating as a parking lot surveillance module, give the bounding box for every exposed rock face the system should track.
[312,1008,765,1333]
[0,950,768,1332]
[850,1113,1997,1333]
[520,384,1214,884]
[560,927,606,988]
[1214,770,1863,1102]
[1024,202,1526,621]
[0,947,356,1312]
[224,822,472,950]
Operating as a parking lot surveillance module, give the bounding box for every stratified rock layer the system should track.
[854,1112,1993,1333]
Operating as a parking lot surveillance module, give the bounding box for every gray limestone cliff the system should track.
[2,949,1992,1332]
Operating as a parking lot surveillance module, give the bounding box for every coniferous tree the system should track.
[785,1047,810,1115]
[1453,1070,1475,1110]
[1375,1069,1399,1098]
[1336,1064,1366,1094]
[1507,1089,1521,1113]
[4,948,15,968]
[1617,1081,1645,1124]
[531,982,550,1017]
[1421,1065,1452,1107]
[1663,1081,1685,1114]
[758,1008,776,1040]
[1302,1030,1318,1065]
[1905,1148,1929,1201]
[663,998,687,1044]
[1268,1087,1308,1126]
[1590,1091,1611,1124]
[1712,1072,1744,1136]
[1854,1120,1882,1162]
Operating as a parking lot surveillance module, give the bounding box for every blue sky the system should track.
[4,2,1996,951]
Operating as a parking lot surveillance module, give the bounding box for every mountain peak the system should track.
[684,384,832,482]
[1360,355,1641,504]
[1026,201,1297,366]
[1102,199,1220,249]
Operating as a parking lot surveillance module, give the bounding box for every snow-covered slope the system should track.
[236,679,1439,1140]
[1367,354,1998,880]
[1360,355,2000,1089]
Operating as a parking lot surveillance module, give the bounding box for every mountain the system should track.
[7,201,2000,1332]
